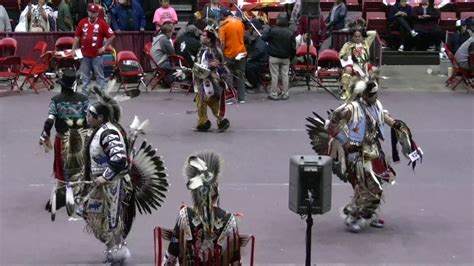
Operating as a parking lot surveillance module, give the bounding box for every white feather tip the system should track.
[353,80,367,95]
[130,116,140,130]
[189,156,208,171]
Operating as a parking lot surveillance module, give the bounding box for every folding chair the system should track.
[168,54,193,93]
[291,44,318,83]
[22,40,48,67]
[18,51,54,93]
[143,42,166,90]
[439,12,457,34]
[316,49,343,89]
[0,38,18,58]
[102,47,116,78]
[54,37,79,71]
[443,43,473,91]
[116,50,147,93]
[153,226,255,266]
[0,56,21,92]
[366,12,387,35]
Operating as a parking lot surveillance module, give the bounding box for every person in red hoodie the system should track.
[72,3,115,96]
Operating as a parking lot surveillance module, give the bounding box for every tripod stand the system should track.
[303,16,340,100]
[305,189,314,266]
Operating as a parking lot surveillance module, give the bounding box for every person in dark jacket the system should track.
[175,24,202,67]
[388,0,418,52]
[110,0,145,31]
[245,18,268,93]
[325,0,347,32]
[448,19,471,53]
[262,13,296,101]
[412,0,442,51]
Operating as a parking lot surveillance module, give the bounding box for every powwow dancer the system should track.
[306,80,423,233]
[192,29,230,132]
[79,87,169,264]
[40,69,89,220]
[164,151,241,264]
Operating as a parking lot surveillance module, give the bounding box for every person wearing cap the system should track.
[219,9,247,103]
[318,79,422,233]
[245,18,268,93]
[40,69,89,214]
[72,3,115,96]
[449,19,472,53]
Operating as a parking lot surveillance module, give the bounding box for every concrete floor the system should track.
[0,66,473,265]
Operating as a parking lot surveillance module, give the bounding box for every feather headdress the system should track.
[91,86,122,123]
[184,151,222,237]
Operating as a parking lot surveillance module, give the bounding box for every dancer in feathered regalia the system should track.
[81,87,169,264]
[40,69,89,220]
[164,151,240,265]
[306,80,423,233]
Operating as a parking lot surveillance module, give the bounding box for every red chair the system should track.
[459,12,474,20]
[291,44,318,82]
[55,37,74,51]
[366,11,387,35]
[346,0,361,11]
[0,56,21,92]
[316,49,342,89]
[439,12,457,33]
[22,40,48,67]
[0,38,18,58]
[320,0,334,12]
[153,226,255,266]
[362,0,385,19]
[18,51,54,93]
[168,54,193,94]
[116,50,147,93]
[143,42,166,90]
[443,43,473,91]
[455,0,474,15]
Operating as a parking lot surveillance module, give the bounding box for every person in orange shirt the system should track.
[218,9,247,103]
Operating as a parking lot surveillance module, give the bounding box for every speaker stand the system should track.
[304,16,340,100]
[305,190,314,266]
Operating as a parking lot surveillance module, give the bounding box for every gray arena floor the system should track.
[0,65,473,265]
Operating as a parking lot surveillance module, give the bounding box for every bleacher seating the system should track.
[454,0,474,16]
[362,0,385,19]
[459,12,474,20]
[366,11,387,35]
[346,0,361,12]
[439,12,457,33]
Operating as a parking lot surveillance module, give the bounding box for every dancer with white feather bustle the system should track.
[81,87,169,264]
[41,69,89,221]
[306,80,423,233]
[163,151,241,265]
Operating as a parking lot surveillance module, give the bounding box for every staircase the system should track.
[382,49,440,65]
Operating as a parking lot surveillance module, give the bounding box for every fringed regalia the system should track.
[81,88,169,264]
[164,152,241,265]
[306,81,423,232]
[193,43,230,132]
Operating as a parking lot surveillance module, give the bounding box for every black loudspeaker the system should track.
[301,0,321,17]
[289,155,332,215]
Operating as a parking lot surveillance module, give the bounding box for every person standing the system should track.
[72,3,115,96]
[83,87,131,264]
[325,0,347,32]
[262,13,295,101]
[57,0,74,31]
[110,0,145,31]
[40,70,89,215]
[152,0,177,31]
[0,4,12,32]
[219,9,247,103]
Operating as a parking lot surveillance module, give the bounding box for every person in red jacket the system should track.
[72,3,115,96]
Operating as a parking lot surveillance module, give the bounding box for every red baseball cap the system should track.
[87,3,99,13]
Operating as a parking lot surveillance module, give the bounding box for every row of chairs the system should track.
[366,11,474,35]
